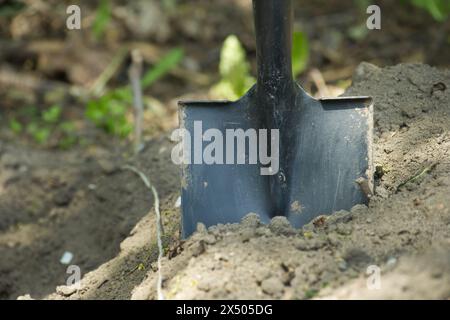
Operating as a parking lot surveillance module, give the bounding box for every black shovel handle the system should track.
[253,0,294,99]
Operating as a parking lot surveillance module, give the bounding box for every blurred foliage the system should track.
[9,105,78,148]
[211,35,255,100]
[86,48,184,137]
[92,0,112,40]
[0,1,25,17]
[141,48,184,87]
[212,31,309,100]
[408,0,450,21]
[292,31,309,77]
[86,88,132,137]
[348,23,370,41]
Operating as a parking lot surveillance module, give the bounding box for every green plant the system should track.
[212,32,310,100]
[304,289,319,299]
[142,48,184,87]
[211,35,256,100]
[0,1,25,17]
[9,118,22,134]
[408,0,450,21]
[86,88,133,137]
[86,48,183,137]
[291,31,310,77]
[92,0,111,40]
[9,105,78,147]
[42,105,62,123]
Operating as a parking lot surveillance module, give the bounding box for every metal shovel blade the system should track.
[178,0,373,237]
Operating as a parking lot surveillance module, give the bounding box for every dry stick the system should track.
[121,165,165,300]
[90,47,128,97]
[309,68,330,98]
[397,162,438,191]
[128,50,144,154]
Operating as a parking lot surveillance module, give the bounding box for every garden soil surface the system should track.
[1,63,449,300]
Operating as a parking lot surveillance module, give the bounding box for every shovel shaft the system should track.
[253,0,294,100]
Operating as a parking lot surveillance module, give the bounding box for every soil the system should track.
[0,136,180,299]
[1,1,450,301]
[1,62,444,300]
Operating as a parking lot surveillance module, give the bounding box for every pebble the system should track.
[98,158,118,174]
[56,285,78,297]
[338,260,348,271]
[336,223,353,236]
[260,277,284,297]
[269,216,295,236]
[190,240,205,257]
[241,213,261,228]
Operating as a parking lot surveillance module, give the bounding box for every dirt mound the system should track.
[129,64,450,300]
[2,63,449,300]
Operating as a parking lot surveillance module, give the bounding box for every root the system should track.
[121,165,165,300]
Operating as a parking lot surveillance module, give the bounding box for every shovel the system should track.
[178,0,373,237]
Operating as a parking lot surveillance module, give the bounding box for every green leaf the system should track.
[9,118,22,134]
[92,0,111,40]
[32,127,51,144]
[141,48,184,88]
[42,105,62,123]
[409,0,450,21]
[86,47,183,137]
[0,1,25,17]
[292,31,309,77]
[347,23,370,41]
[212,35,255,100]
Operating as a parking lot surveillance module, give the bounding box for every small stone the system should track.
[295,238,326,251]
[202,234,216,245]
[240,228,255,242]
[327,233,340,247]
[198,277,214,292]
[53,189,72,207]
[338,260,348,271]
[241,213,261,228]
[98,158,118,174]
[269,216,295,236]
[255,227,271,237]
[190,240,205,257]
[260,277,284,297]
[56,285,78,297]
[196,223,207,234]
[336,223,352,236]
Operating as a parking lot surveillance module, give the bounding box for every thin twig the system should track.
[397,162,438,191]
[128,50,145,154]
[309,68,330,98]
[90,47,128,97]
[121,165,165,300]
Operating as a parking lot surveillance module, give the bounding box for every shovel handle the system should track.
[253,0,294,99]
